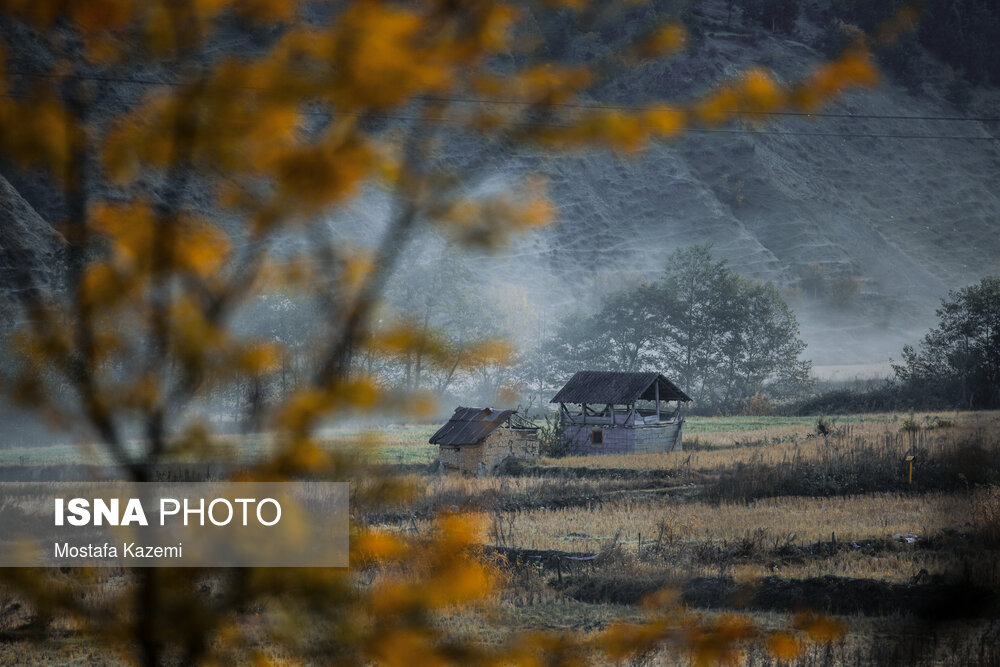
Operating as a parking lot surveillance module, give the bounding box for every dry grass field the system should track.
[2,411,999,664]
[354,410,1000,665]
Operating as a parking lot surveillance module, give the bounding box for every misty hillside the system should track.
[1,0,998,368]
[390,0,999,367]
[479,1,1000,365]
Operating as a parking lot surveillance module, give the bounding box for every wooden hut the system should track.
[429,407,540,474]
[551,371,691,455]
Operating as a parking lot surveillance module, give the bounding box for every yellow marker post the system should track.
[905,455,915,485]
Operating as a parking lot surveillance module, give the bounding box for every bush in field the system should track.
[742,392,777,416]
[708,426,1000,502]
[538,414,571,458]
[900,415,921,434]
[971,486,1000,547]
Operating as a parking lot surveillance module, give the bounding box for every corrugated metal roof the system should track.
[550,371,691,404]
[429,407,516,446]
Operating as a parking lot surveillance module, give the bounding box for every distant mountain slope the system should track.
[0,1,996,367]
[509,2,1000,364]
[0,174,62,301]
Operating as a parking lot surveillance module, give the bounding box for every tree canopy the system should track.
[539,245,811,413]
[894,276,1000,409]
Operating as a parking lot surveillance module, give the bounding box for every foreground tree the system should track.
[0,0,911,663]
[893,276,1000,409]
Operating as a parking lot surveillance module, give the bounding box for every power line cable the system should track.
[3,89,995,141]
[5,67,1000,125]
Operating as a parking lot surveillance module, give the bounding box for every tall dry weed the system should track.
[971,485,1000,546]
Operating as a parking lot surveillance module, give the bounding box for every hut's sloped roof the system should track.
[550,371,691,404]
[429,407,516,446]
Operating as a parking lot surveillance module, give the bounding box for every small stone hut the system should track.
[429,407,539,474]
[552,371,691,455]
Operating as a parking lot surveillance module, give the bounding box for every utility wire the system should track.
[2,90,995,141]
[4,71,999,141]
[5,66,1000,125]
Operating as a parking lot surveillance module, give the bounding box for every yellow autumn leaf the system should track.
[354,530,407,562]
[644,106,686,137]
[327,1,454,109]
[71,0,134,33]
[426,560,493,607]
[234,0,297,24]
[235,342,281,376]
[368,629,448,667]
[793,612,845,643]
[273,140,372,213]
[633,22,687,58]
[766,631,804,661]
[174,217,231,278]
[740,68,785,113]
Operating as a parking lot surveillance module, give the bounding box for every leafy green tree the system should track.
[658,246,809,411]
[656,245,737,402]
[535,283,661,395]
[538,245,811,412]
[709,279,811,408]
[893,276,1000,409]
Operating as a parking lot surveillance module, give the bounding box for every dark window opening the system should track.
[591,429,603,445]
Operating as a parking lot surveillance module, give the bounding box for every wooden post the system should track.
[655,380,661,422]
[582,403,586,425]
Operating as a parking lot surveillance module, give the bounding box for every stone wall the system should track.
[438,427,539,474]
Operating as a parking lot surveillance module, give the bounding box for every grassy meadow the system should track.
[2,410,999,664]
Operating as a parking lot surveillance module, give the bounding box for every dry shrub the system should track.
[930,416,955,429]
[742,392,777,417]
[971,485,1000,546]
[708,424,1000,502]
[0,587,21,632]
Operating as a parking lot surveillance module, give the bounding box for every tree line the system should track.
[796,276,1000,414]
